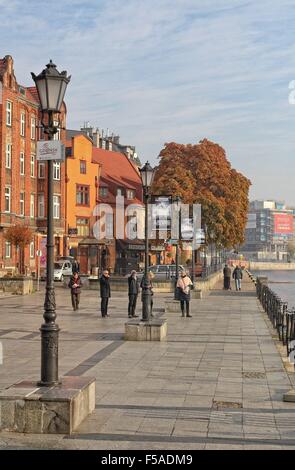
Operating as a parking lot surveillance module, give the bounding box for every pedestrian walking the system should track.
[176,270,193,317]
[128,270,140,318]
[140,271,155,317]
[223,264,231,290]
[233,265,243,291]
[72,259,80,274]
[68,271,82,311]
[99,269,111,317]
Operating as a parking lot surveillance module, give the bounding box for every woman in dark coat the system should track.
[176,271,193,317]
[68,272,82,311]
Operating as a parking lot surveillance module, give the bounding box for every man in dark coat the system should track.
[72,259,80,274]
[128,270,140,318]
[233,265,243,291]
[99,270,111,317]
[68,272,82,311]
[223,264,231,290]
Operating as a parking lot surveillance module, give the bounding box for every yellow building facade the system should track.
[65,134,101,273]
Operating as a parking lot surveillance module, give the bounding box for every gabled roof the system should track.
[26,86,40,104]
[92,147,142,205]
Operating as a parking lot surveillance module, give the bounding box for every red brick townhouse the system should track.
[0,55,67,275]
[92,147,144,274]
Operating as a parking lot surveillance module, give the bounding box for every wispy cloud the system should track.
[1,0,295,203]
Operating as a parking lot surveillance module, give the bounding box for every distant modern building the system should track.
[241,200,294,260]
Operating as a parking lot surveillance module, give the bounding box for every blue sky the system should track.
[1,0,295,204]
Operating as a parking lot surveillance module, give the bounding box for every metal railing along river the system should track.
[252,274,295,363]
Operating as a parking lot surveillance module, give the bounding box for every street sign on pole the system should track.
[37,141,65,161]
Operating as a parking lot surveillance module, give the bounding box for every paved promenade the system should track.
[0,276,295,450]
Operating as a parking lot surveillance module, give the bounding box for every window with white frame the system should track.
[20,112,25,136]
[53,120,60,141]
[5,241,11,258]
[53,162,60,180]
[5,144,12,169]
[30,241,35,258]
[77,217,89,236]
[53,195,60,219]
[38,194,45,218]
[38,162,45,178]
[20,152,25,175]
[30,194,35,218]
[20,192,25,217]
[30,154,35,177]
[6,101,12,126]
[31,115,36,140]
[5,187,11,213]
[126,189,135,200]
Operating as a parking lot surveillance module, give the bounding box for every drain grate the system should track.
[242,371,266,379]
[213,400,242,410]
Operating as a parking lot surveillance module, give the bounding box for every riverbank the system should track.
[249,262,295,271]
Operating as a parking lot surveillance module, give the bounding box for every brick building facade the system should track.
[0,55,66,275]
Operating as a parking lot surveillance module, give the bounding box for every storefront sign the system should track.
[68,228,78,235]
[128,244,145,251]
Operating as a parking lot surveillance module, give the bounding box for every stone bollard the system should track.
[191,289,202,300]
[165,300,180,313]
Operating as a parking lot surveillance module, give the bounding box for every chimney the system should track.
[92,128,100,148]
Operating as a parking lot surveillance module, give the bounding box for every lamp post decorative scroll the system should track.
[31,61,70,386]
[139,162,155,322]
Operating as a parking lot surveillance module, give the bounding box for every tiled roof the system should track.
[92,147,143,205]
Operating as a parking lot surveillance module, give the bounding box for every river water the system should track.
[253,270,295,308]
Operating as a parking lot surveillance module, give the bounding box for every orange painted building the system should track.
[65,134,101,274]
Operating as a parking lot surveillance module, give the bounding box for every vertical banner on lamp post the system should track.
[40,238,47,268]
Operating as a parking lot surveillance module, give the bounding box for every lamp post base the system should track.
[0,376,95,434]
[39,325,60,387]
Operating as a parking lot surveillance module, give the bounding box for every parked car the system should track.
[129,264,185,281]
[54,260,73,282]
[56,256,76,266]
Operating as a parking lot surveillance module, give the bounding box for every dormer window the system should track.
[100,187,108,198]
[127,189,135,200]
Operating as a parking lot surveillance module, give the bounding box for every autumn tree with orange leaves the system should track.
[152,139,251,248]
[4,225,33,275]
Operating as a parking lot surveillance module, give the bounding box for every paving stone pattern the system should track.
[0,278,294,449]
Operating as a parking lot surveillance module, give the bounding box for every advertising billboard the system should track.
[273,213,294,235]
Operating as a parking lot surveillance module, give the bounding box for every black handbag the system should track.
[175,286,182,300]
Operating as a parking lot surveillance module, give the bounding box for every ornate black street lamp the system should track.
[174,196,181,299]
[31,61,70,385]
[139,161,155,321]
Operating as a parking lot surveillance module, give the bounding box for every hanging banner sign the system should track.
[37,140,65,161]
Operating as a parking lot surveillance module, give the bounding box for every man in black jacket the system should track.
[99,270,111,317]
[128,270,140,318]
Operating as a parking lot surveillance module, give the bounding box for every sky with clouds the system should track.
[1,0,295,204]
